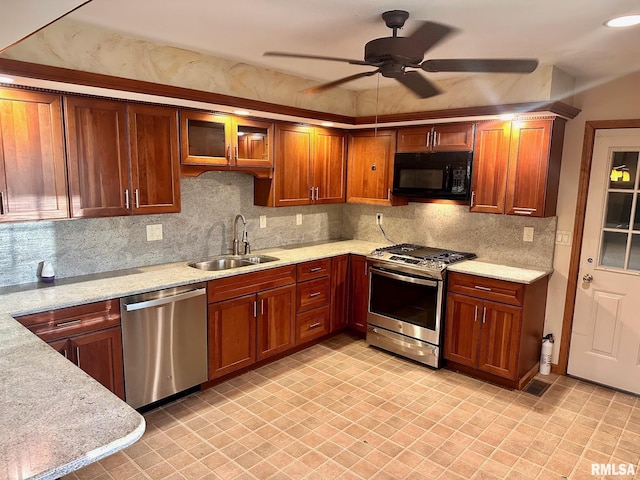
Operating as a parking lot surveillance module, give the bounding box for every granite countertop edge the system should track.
[0,239,550,479]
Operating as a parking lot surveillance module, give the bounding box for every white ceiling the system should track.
[32,0,640,91]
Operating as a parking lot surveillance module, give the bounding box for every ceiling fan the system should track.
[264,10,538,99]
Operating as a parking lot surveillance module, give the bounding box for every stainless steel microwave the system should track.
[392,151,473,200]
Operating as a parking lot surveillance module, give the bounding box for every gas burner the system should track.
[368,243,476,279]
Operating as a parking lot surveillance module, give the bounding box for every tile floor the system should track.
[65,334,640,480]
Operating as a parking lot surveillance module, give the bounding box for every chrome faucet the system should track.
[233,214,250,255]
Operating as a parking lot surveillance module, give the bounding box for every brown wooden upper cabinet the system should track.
[346,129,407,206]
[65,97,180,218]
[470,118,565,217]
[254,123,346,207]
[180,110,273,168]
[396,123,474,152]
[0,88,69,222]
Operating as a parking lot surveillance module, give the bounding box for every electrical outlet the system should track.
[296,213,303,225]
[259,215,267,228]
[146,224,163,241]
[523,226,534,242]
[376,213,383,225]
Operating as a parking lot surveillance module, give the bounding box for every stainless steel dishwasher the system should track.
[121,283,208,408]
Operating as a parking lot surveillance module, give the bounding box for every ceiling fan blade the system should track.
[394,71,441,99]
[303,70,379,94]
[405,21,457,55]
[264,51,370,66]
[422,58,539,73]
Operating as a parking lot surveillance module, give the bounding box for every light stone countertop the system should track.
[447,259,552,284]
[0,239,549,479]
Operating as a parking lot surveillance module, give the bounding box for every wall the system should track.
[543,72,640,364]
[0,173,344,287]
[344,203,557,270]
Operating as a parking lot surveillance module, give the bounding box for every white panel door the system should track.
[568,128,640,394]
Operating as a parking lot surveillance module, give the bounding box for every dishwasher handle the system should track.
[124,288,206,312]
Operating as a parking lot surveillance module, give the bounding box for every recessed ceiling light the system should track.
[320,121,334,127]
[605,15,640,27]
[498,114,515,121]
[233,109,250,116]
[0,76,14,83]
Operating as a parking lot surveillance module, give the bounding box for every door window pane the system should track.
[600,231,628,269]
[187,119,226,157]
[609,151,638,189]
[237,125,268,160]
[605,192,633,229]
[630,235,640,271]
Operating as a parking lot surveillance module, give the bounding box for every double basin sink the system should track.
[188,254,280,271]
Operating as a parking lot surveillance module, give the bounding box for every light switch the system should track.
[146,224,163,241]
[556,230,572,246]
[259,215,267,228]
[296,213,303,225]
[523,227,534,242]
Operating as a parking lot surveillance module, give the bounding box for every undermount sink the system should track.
[187,254,279,271]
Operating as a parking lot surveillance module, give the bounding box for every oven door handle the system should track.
[370,267,439,287]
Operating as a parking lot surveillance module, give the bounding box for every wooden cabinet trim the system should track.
[447,272,524,306]
[207,265,296,304]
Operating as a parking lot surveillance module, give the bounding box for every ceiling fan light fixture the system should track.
[605,15,640,27]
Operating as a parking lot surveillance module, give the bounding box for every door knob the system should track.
[582,273,593,283]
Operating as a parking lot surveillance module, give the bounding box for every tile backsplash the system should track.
[0,173,556,288]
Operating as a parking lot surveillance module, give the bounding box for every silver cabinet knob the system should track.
[583,273,594,283]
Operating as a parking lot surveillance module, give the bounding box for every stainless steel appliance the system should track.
[392,151,473,200]
[121,283,208,408]
[366,244,476,368]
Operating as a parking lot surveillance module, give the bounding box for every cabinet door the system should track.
[48,338,70,359]
[180,110,231,166]
[504,119,552,217]
[348,255,369,333]
[64,96,130,218]
[470,121,511,214]
[396,126,432,152]
[313,127,346,204]
[444,293,482,368]
[257,285,295,361]
[233,118,273,168]
[273,124,312,206]
[432,123,474,151]
[128,104,181,214]
[477,300,522,380]
[330,255,349,332]
[347,130,405,205]
[0,88,68,222]
[69,327,125,399]
[208,294,256,379]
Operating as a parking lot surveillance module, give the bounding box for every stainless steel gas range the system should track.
[366,244,476,368]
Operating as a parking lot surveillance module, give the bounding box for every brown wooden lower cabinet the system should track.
[296,259,332,344]
[15,300,125,399]
[348,255,369,334]
[330,255,349,332]
[444,272,548,389]
[207,266,296,380]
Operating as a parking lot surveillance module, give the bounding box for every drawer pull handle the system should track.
[309,267,322,272]
[55,319,82,328]
[309,322,321,329]
[309,292,322,298]
[474,286,492,292]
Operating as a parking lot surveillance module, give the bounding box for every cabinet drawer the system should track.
[448,272,524,306]
[208,265,296,303]
[296,306,330,344]
[296,258,331,282]
[15,300,121,343]
[297,277,331,313]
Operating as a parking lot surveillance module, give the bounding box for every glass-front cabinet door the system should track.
[233,118,273,168]
[599,150,640,271]
[180,111,232,166]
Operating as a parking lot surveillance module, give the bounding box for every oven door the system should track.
[367,266,444,345]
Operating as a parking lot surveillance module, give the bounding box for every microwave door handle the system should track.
[444,165,451,191]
